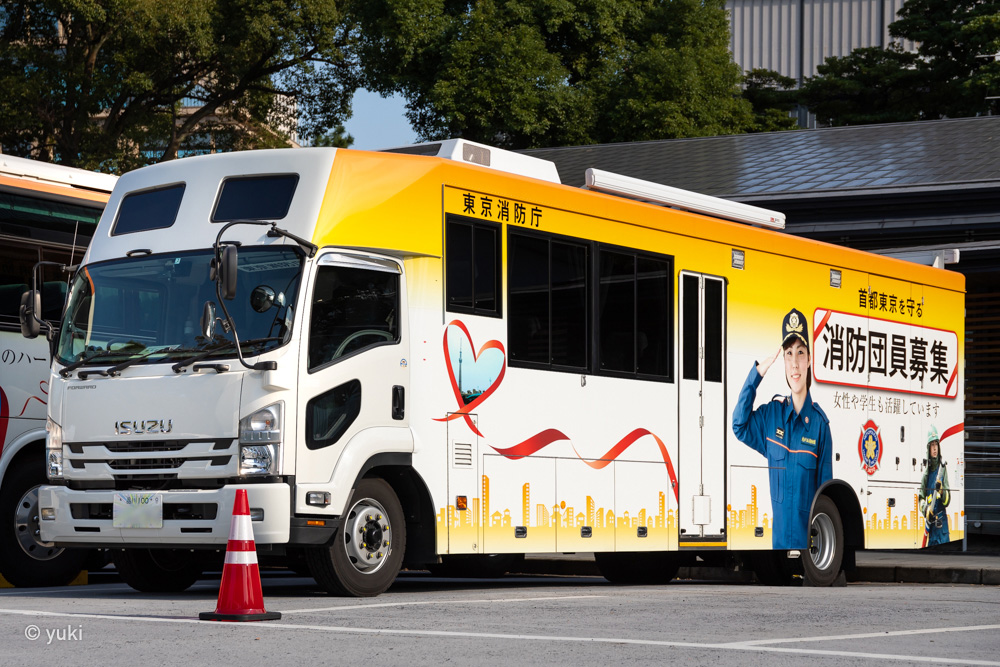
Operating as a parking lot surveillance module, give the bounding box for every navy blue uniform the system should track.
[732,363,833,549]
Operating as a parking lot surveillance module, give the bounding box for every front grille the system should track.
[106,456,231,471]
[68,439,230,454]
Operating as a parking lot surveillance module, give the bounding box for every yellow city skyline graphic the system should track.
[436,474,676,553]
[727,484,772,548]
[865,493,964,547]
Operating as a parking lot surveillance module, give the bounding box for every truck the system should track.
[25,142,964,594]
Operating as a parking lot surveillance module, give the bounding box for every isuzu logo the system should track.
[115,420,173,435]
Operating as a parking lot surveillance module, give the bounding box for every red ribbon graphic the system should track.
[434,320,506,437]
[17,380,48,417]
[0,386,8,458]
[492,428,680,502]
[940,422,963,443]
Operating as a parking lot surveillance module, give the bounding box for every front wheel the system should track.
[802,495,844,586]
[0,457,88,587]
[112,549,204,592]
[306,478,405,597]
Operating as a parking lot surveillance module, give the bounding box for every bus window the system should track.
[599,247,673,380]
[446,215,500,317]
[509,230,588,370]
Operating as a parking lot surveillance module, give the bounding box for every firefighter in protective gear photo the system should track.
[920,425,951,547]
[732,308,834,550]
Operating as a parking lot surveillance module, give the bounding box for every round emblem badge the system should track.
[857,419,882,475]
[789,312,800,329]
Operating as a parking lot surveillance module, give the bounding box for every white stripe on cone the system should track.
[229,513,254,542]
[224,550,259,566]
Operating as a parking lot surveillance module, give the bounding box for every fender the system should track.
[297,425,413,515]
[0,425,47,483]
[813,478,864,549]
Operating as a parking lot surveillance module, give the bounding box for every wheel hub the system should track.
[809,512,835,571]
[14,486,63,561]
[343,498,392,574]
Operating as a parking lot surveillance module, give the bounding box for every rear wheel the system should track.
[595,551,681,584]
[802,495,844,586]
[112,549,204,592]
[0,457,88,587]
[306,478,405,597]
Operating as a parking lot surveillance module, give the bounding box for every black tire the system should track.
[747,550,795,586]
[428,553,524,578]
[0,457,88,587]
[594,551,680,584]
[802,495,844,587]
[306,478,405,597]
[112,548,203,592]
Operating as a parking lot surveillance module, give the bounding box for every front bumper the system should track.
[38,484,291,547]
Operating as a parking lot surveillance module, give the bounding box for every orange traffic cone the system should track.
[200,489,280,622]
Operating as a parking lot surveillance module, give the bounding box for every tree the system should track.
[351,0,753,148]
[890,0,1000,118]
[799,47,924,126]
[742,69,799,132]
[800,0,1000,124]
[0,0,358,172]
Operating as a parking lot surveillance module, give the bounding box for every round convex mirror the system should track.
[250,285,276,313]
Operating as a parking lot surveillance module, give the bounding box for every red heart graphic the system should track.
[434,320,505,437]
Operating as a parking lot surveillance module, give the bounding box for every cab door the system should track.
[295,252,409,495]
[678,272,727,541]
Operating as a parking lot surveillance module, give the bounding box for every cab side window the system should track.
[308,263,399,371]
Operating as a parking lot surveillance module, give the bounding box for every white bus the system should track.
[0,155,116,586]
[27,142,964,594]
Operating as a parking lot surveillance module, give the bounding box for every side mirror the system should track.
[201,301,217,339]
[19,290,41,339]
[220,245,238,300]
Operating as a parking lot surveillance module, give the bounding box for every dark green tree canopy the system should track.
[801,0,1000,125]
[0,0,357,172]
[351,0,755,148]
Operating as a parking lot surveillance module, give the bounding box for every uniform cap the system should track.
[927,425,940,445]
[781,308,809,351]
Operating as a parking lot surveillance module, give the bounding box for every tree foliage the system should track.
[0,0,357,172]
[801,0,1000,125]
[351,0,755,148]
[742,68,798,132]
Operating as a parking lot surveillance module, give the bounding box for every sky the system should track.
[342,89,417,151]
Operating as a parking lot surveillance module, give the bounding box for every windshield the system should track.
[55,247,303,367]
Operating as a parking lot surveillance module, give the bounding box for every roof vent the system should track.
[381,139,560,183]
[462,143,491,167]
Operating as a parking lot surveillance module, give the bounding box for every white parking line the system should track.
[728,623,1000,646]
[0,607,996,665]
[281,594,607,614]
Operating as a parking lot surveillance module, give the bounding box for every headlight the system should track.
[239,403,281,475]
[46,417,64,481]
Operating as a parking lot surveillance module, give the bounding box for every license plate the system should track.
[113,492,163,529]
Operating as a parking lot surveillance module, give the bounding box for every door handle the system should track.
[392,385,405,420]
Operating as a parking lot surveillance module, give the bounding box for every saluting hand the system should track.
[756,347,783,378]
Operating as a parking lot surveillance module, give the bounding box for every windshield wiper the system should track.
[105,347,179,377]
[59,349,119,378]
[170,337,282,374]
